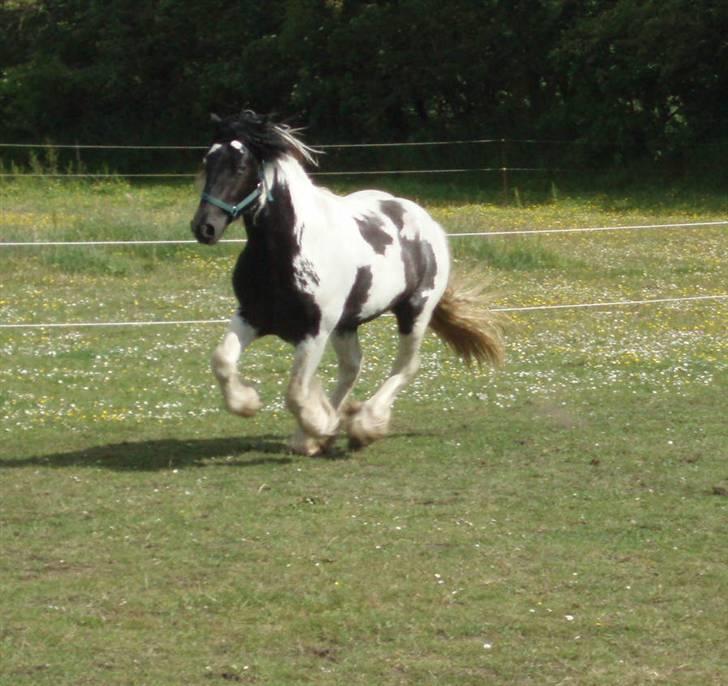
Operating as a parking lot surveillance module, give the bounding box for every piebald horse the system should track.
[191,110,503,455]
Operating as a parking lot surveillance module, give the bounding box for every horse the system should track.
[190,110,503,455]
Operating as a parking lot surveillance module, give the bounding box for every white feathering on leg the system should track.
[211,327,261,417]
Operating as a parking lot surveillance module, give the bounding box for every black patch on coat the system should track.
[232,187,322,344]
[336,266,373,332]
[391,237,438,335]
[380,197,438,332]
[356,215,393,255]
[379,200,406,231]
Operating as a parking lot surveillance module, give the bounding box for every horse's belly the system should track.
[356,253,409,322]
[326,250,406,330]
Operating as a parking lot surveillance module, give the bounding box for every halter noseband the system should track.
[201,168,273,220]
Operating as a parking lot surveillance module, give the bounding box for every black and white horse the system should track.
[191,111,502,455]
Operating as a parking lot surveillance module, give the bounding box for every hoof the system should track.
[224,378,261,417]
[298,407,340,441]
[225,386,262,417]
[288,430,335,457]
[347,435,368,451]
[345,403,390,449]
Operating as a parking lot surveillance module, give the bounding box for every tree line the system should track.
[1,0,726,169]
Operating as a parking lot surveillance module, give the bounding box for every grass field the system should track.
[1,176,727,685]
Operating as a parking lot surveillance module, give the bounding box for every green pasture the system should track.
[1,177,727,685]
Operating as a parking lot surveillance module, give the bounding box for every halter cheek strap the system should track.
[201,185,262,219]
[201,170,273,219]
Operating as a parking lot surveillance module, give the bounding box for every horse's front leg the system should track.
[286,333,339,455]
[211,314,261,417]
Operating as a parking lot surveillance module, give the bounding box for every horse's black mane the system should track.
[211,110,318,166]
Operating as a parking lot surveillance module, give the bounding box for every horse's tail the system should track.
[429,271,505,366]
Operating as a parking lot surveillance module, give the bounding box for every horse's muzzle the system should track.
[192,220,219,244]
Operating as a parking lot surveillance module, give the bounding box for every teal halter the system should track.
[201,170,273,219]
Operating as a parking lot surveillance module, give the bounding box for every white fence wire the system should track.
[0,137,568,179]
[1,295,726,331]
[1,139,726,330]
[1,220,726,329]
[0,138,565,150]
[2,220,727,248]
[0,168,557,179]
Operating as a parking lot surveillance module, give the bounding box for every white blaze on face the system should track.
[206,143,222,157]
[230,140,244,152]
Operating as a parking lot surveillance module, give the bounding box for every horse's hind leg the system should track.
[289,330,362,455]
[346,315,426,448]
[329,330,363,412]
[211,314,261,417]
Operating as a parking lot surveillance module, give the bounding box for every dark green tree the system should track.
[0,0,725,172]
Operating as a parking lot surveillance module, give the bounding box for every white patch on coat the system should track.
[292,255,319,295]
[396,201,422,241]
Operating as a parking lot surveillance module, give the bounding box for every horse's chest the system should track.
[232,244,322,343]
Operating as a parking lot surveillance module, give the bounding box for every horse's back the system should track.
[344,191,445,243]
[342,189,450,282]
[344,189,395,203]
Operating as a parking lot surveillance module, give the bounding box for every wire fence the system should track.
[0,138,572,150]
[0,168,560,180]
[0,137,577,193]
[1,295,726,331]
[1,138,726,331]
[2,220,727,248]
[1,221,726,329]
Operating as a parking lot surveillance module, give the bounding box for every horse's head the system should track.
[191,110,318,245]
[191,115,263,245]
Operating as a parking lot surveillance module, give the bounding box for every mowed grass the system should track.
[1,177,727,685]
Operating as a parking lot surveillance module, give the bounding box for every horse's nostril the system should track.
[202,224,215,239]
[192,220,217,243]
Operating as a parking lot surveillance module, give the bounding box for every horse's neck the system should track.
[245,156,315,240]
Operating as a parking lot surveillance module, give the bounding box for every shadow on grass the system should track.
[0,435,302,472]
[1,429,437,472]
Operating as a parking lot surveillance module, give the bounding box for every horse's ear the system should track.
[240,109,265,128]
[210,113,222,125]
